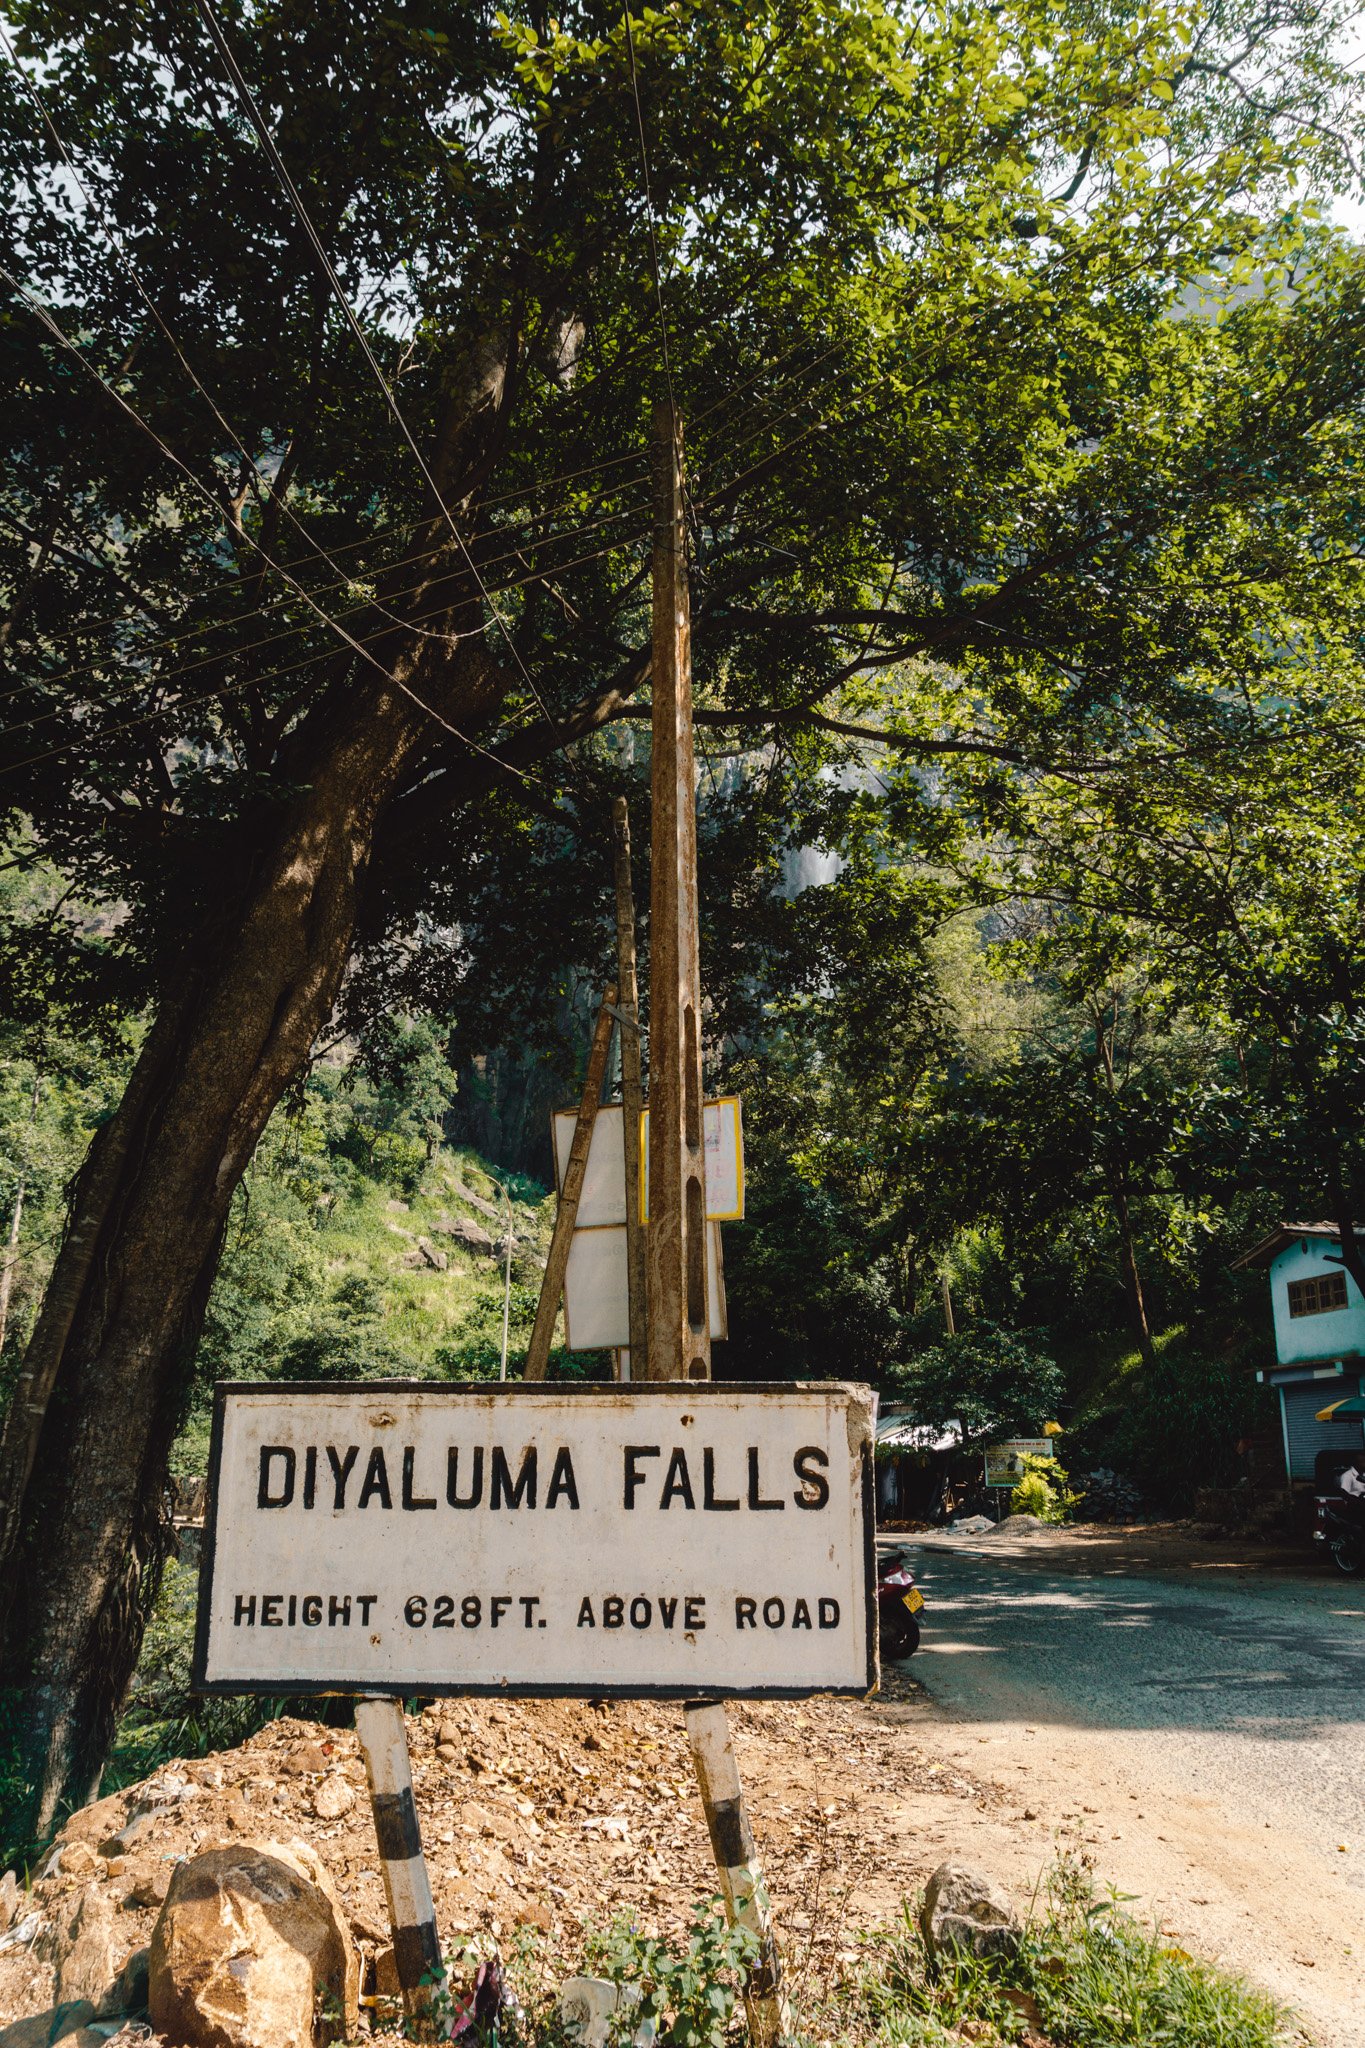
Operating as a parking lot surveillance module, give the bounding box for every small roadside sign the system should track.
[985,1438,1056,1487]
[193,1381,875,1699]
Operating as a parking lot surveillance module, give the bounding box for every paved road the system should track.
[900,1533,1365,1845]
[887,1530,1365,2043]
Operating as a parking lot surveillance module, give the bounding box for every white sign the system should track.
[641,1098,744,1222]
[193,1383,875,1699]
[564,1220,727,1351]
[552,1099,744,1225]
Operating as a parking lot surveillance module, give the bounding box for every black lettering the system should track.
[302,1596,322,1627]
[659,1596,678,1628]
[520,1596,541,1627]
[793,1447,830,1509]
[735,1597,757,1629]
[358,1446,393,1509]
[792,1598,812,1629]
[546,1447,580,1509]
[660,1448,695,1509]
[577,1597,596,1628]
[763,1597,785,1628]
[603,1595,624,1628]
[258,1446,295,1509]
[703,1447,740,1510]
[818,1598,840,1629]
[358,1595,378,1625]
[491,1595,511,1627]
[329,1595,352,1626]
[685,1595,705,1630]
[402,1446,436,1510]
[287,1594,297,1626]
[303,1446,317,1510]
[630,1596,652,1629]
[233,1594,256,1626]
[624,1445,661,1508]
[447,1446,484,1508]
[491,1445,537,1509]
[327,1444,360,1509]
[261,1595,283,1626]
[747,1447,785,1510]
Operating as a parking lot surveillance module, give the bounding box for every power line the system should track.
[3,522,653,748]
[191,0,591,791]
[4,490,652,708]
[621,7,676,425]
[0,263,560,789]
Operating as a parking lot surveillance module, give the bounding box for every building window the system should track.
[1287,1270,1348,1318]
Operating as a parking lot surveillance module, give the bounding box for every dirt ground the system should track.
[1,1521,1349,2044]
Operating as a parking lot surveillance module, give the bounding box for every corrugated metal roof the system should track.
[1232,1222,1360,1270]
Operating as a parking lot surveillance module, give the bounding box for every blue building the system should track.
[1235,1223,1365,1482]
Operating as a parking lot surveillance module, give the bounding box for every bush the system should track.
[587,1899,760,2048]
[1010,1453,1082,1524]
[854,1856,1292,2048]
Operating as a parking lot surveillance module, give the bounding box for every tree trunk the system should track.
[1092,1000,1156,1369]
[0,637,497,1842]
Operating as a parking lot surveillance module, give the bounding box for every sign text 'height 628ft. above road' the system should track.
[193,1382,876,1699]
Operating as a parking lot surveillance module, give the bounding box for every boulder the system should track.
[920,1862,1022,1964]
[149,1841,359,2048]
[0,2005,94,2047]
[0,1870,19,1933]
[51,1888,130,2008]
[311,1777,354,1823]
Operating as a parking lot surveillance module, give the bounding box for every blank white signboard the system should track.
[563,1221,727,1350]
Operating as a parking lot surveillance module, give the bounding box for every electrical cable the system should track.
[191,0,593,792]
[3,522,654,747]
[0,262,558,788]
[621,7,676,427]
[6,490,652,705]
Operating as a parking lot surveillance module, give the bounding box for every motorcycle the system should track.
[877,1559,925,1658]
[1313,1492,1365,1574]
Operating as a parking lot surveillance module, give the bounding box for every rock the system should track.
[0,1870,19,1932]
[435,1744,460,1764]
[0,2003,94,2046]
[99,1944,150,2020]
[920,1862,1022,1964]
[373,1944,401,1997]
[127,1866,171,1909]
[385,1199,410,1213]
[56,1843,100,1880]
[99,1813,158,1858]
[149,1841,358,2048]
[53,1888,130,2008]
[445,1218,496,1256]
[414,1236,448,1271]
[312,1777,354,1822]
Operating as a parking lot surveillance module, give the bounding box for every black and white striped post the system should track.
[684,1700,790,2048]
[355,1696,448,2038]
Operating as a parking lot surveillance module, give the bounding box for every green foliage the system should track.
[1096,1344,1270,1509]
[1010,1453,1082,1525]
[853,1857,1293,2048]
[891,1325,1064,1446]
[587,1900,760,2048]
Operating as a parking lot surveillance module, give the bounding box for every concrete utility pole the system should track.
[612,798,648,1379]
[646,399,710,1382]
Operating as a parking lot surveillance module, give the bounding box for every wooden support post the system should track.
[613,796,649,1380]
[524,987,618,1379]
[685,1702,789,2048]
[647,399,710,1383]
[355,1697,447,2038]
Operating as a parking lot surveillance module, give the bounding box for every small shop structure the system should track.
[1234,1222,1365,1483]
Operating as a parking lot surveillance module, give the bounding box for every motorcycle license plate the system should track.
[902,1589,924,1614]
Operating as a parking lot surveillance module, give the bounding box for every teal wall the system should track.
[1270,1237,1365,1365]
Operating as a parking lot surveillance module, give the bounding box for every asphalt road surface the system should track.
[892,1527,1365,2045]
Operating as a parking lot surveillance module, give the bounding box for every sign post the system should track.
[354,1696,447,2034]
[612,797,649,1380]
[524,987,617,1381]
